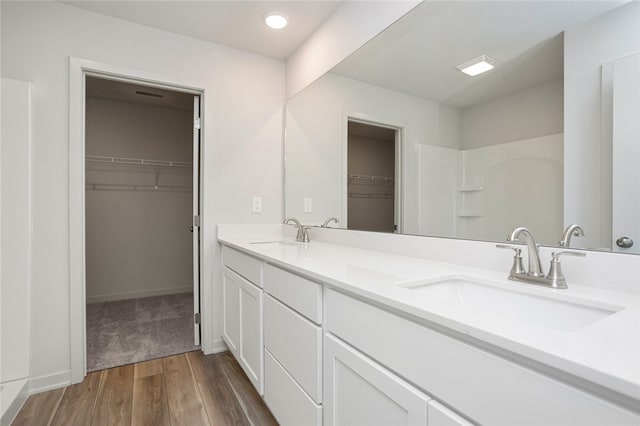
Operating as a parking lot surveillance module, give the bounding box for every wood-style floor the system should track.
[11,351,278,426]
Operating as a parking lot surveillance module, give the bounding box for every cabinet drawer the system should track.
[263,263,322,323]
[222,246,262,286]
[264,294,322,403]
[264,349,321,426]
[326,289,640,426]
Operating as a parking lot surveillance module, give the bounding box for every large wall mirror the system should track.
[285,0,640,253]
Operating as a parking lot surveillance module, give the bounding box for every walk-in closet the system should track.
[347,121,398,233]
[84,77,199,371]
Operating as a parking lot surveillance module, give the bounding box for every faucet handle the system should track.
[496,244,520,252]
[496,244,526,275]
[551,250,586,260]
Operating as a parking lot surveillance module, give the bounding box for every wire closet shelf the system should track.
[348,174,395,199]
[85,155,193,192]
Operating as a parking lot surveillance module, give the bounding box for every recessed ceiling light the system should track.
[264,12,288,30]
[456,55,499,76]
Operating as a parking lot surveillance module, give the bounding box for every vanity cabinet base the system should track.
[326,289,640,426]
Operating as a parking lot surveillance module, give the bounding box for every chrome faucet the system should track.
[506,227,544,277]
[284,217,310,243]
[321,217,340,228]
[559,224,585,248]
[501,226,586,289]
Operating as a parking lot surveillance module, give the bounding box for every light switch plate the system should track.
[252,196,262,213]
[304,198,312,213]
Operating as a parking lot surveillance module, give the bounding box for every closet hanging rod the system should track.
[85,155,192,168]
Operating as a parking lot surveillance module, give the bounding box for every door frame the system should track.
[69,57,205,383]
[342,113,404,233]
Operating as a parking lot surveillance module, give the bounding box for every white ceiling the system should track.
[331,1,627,108]
[62,0,342,59]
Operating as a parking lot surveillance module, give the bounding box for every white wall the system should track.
[461,79,563,149]
[1,1,284,390]
[86,98,193,160]
[1,77,32,423]
[85,98,193,302]
[286,1,420,98]
[564,1,640,249]
[285,72,460,234]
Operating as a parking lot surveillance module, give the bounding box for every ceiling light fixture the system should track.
[264,12,288,30]
[456,55,499,76]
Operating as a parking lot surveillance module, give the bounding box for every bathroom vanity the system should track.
[219,225,640,426]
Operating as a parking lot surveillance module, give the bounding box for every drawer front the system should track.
[326,289,640,426]
[263,263,322,323]
[222,246,262,287]
[264,349,321,426]
[264,295,322,402]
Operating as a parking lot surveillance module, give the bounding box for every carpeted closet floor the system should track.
[86,292,198,372]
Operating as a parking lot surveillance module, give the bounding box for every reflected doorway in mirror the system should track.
[346,119,401,233]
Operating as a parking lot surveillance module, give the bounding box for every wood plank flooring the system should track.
[11,351,278,426]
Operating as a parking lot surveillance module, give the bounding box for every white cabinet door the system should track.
[324,334,430,426]
[428,401,473,426]
[239,275,263,394]
[222,268,240,354]
[223,267,263,394]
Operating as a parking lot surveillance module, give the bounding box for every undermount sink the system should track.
[400,275,622,332]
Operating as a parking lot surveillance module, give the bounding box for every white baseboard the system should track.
[29,370,70,394]
[210,338,228,355]
[1,378,29,426]
[86,286,192,304]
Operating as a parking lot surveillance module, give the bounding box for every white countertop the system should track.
[219,235,640,402]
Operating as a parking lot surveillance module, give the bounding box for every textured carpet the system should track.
[86,292,197,372]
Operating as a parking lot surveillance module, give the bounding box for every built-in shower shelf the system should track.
[457,211,482,217]
[457,186,483,192]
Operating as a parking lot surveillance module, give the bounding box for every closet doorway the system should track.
[346,120,401,233]
[84,76,201,372]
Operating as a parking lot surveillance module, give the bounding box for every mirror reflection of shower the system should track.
[284,1,639,250]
